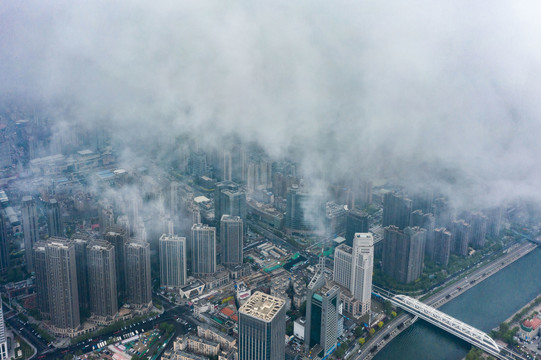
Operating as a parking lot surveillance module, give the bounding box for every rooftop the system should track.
[221,214,242,222]
[187,335,219,347]
[220,307,235,318]
[181,279,205,292]
[239,291,285,322]
[88,240,114,251]
[47,237,71,249]
[194,196,210,204]
[336,243,352,254]
[333,236,346,244]
[77,149,94,156]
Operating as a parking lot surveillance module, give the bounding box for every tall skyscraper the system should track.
[22,196,39,271]
[104,226,128,295]
[45,237,80,331]
[345,209,369,245]
[32,242,49,317]
[87,240,118,320]
[470,213,488,249]
[355,180,373,208]
[382,226,426,284]
[124,241,152,307]
[46,198,63,237]
[382,192,412,230]
[215,181,247,222]
[247,159,272,191]
[0,210,9,272]
[285,186,323,233]
[306,257,340,356]
[72,236,90,312]
[433,197,454,228]
[451,219,471,256]
[98,201,114,234]
[220,215,243,266]
[325,202,347,237]
[191,224,216,276]
[351,233,374,313]
[191,150,207,177]
[222,151,232,181]
[169,182,179,217]
[0,301,7,360]
[434,228,452,267]
[285,185,307,231]
[410,210,436,260]
[223,188,247,220]
[306,284,340,356]
[192,207,201,225]
[486,207,503,237]
[239,292,286,360]
[333,245,352,290]
[333,233,374,314]
[159,234,187,288]
[412,191,434,214]
[215,181,235,221]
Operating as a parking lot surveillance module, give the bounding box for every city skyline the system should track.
[1,1,541,359]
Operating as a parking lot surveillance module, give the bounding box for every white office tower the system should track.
[333,233,374,315]
[351,233,374,314]
[0,303,7,360]
[333,245,352,290]
[159,234,187,287]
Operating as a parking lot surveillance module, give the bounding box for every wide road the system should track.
[5,314,50,354]
[353,241,536,360]
[41,300,194,359]
[349,313,414,360]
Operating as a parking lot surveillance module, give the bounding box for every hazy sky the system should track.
[2,1,541,209]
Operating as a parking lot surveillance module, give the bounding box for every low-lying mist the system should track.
[2,0,541,212]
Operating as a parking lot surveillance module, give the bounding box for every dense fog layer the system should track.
[2,1,541,209]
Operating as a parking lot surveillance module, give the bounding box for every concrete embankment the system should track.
[358,242,538,360]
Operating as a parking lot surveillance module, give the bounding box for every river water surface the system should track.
[374,247,541,360]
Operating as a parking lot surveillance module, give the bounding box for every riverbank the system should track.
[356,241,538,360]
[502,294,541,326]
[490,293,541,359]
[373,246,541,360]
[430,242,538,310]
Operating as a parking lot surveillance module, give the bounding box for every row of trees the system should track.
[466,347,495,360]
[490,322,518,345]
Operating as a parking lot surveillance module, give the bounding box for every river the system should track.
[374,246,541,360]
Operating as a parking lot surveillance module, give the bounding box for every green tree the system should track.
[335,341,350,358]
[384,300,393,315]
[465,347,483,360]
[299,301,307,317]
[354,325,363,337]
[286,322,294,336]
[159,322,174,335]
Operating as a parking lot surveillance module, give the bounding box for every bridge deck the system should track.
[392,294,501,356]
